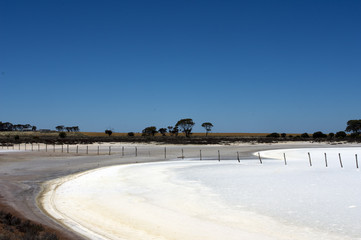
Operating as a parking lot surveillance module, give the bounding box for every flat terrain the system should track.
[0,142,356,239]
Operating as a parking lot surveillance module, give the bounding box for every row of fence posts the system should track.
[1,144,360,168]
[256,151,359,169]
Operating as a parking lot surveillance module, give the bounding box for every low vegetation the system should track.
[0,210,59,240]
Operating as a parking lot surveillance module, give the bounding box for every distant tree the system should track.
[158,128,167,136]
[59,132,67,138]
[266,132,280,138]
[72,126,80,132]
[32,126,37,131]
[201,122,213,137]
[105,129,113,136]
[128,132,135,137]
[172,126,179,136]
[65,127,72,132]
[335,131,346,139]
[301,133,310,138]
[313,131,327,139]
[175,118,195,137]
[345,120,361,135]
[281,133,287,138]
[167,126,174,136]
[142,126,158,136]
[0,122,13,131]
[56,125,65,132]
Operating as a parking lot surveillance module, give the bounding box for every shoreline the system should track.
[0,142,359,239]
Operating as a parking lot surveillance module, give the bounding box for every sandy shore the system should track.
[0,142,358,239]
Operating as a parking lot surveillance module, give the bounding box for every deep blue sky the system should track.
[1,0,360,133]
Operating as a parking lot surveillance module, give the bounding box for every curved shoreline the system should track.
[38,146,361,240]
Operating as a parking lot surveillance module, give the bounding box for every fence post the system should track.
[218,150,220,162]
[38,144,40,151]
[324,153,328,167]
[283,153,287,165]
[31,143,33,151]
[53,144,55,152]
[97,146,100,155]
[76,145,79,154]
[122,146,124,156]
[25,144,26,151]
[62,144,64,153]
[200,150,202,160]
[237,151,240,162]
[164,147,166,159]
[258,152,263,164]
[182,149,184,159]
[308,152,312,167]
[109,146,111,155]
[135,147,137,157]
[67,144,69,153]
[46,144,47,152]
[338,153,343,168]
[356,154,359,169]
[86,146,88,154]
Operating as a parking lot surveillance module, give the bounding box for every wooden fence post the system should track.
[258,152,263,164]
[109,146,111,155]
[135,147,137,157]
[283,153,287,165]
[38,144,40,151]
[122,146,124,156]
[76,145,79,154]
[308,152,312,167]
[31,143,33,151]
[97,146,100,155]
[46,144,47,152]
[356,154,359,169]
[164,147,166,159]
[182,149,184,159]
[67,144,69,153]
[86,146,88,154]
[200,150,202,160]
[324,153,328,167]
[237,151,240,162]
[338,153,343,168]
[218,150,220,162]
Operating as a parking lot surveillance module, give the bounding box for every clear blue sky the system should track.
[1,0,360,133]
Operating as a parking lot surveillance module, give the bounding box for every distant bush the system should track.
[127,132,135,137]
[58,132,66,138]
[266,132,280,138]
[14,135,20,140]
[281,133,286,138]
[335,131,346,139]
[313,131,327,139]
[328,132,335,139]
[105,130,112,136]
[300,133,310,138]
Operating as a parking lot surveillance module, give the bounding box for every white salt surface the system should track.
[41,147,361,240]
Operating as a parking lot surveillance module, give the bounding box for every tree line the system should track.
[55,125,80,132]
[0,122,36,131]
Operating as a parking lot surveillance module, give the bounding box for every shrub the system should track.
[14,135,20,140]
[127,132,135,137]
[300,133,310,138]
[328,132,335,139]
[58,132,66,138]
[281,133,286,138]
[335,131,346,139]
[266,132,280,138]
[313,131,327,139]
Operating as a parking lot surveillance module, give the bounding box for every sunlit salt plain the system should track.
[41,147,361,240]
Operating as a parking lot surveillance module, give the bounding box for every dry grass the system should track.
[81,132,302,137]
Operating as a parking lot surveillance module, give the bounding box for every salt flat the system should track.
[40,147,361,240]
